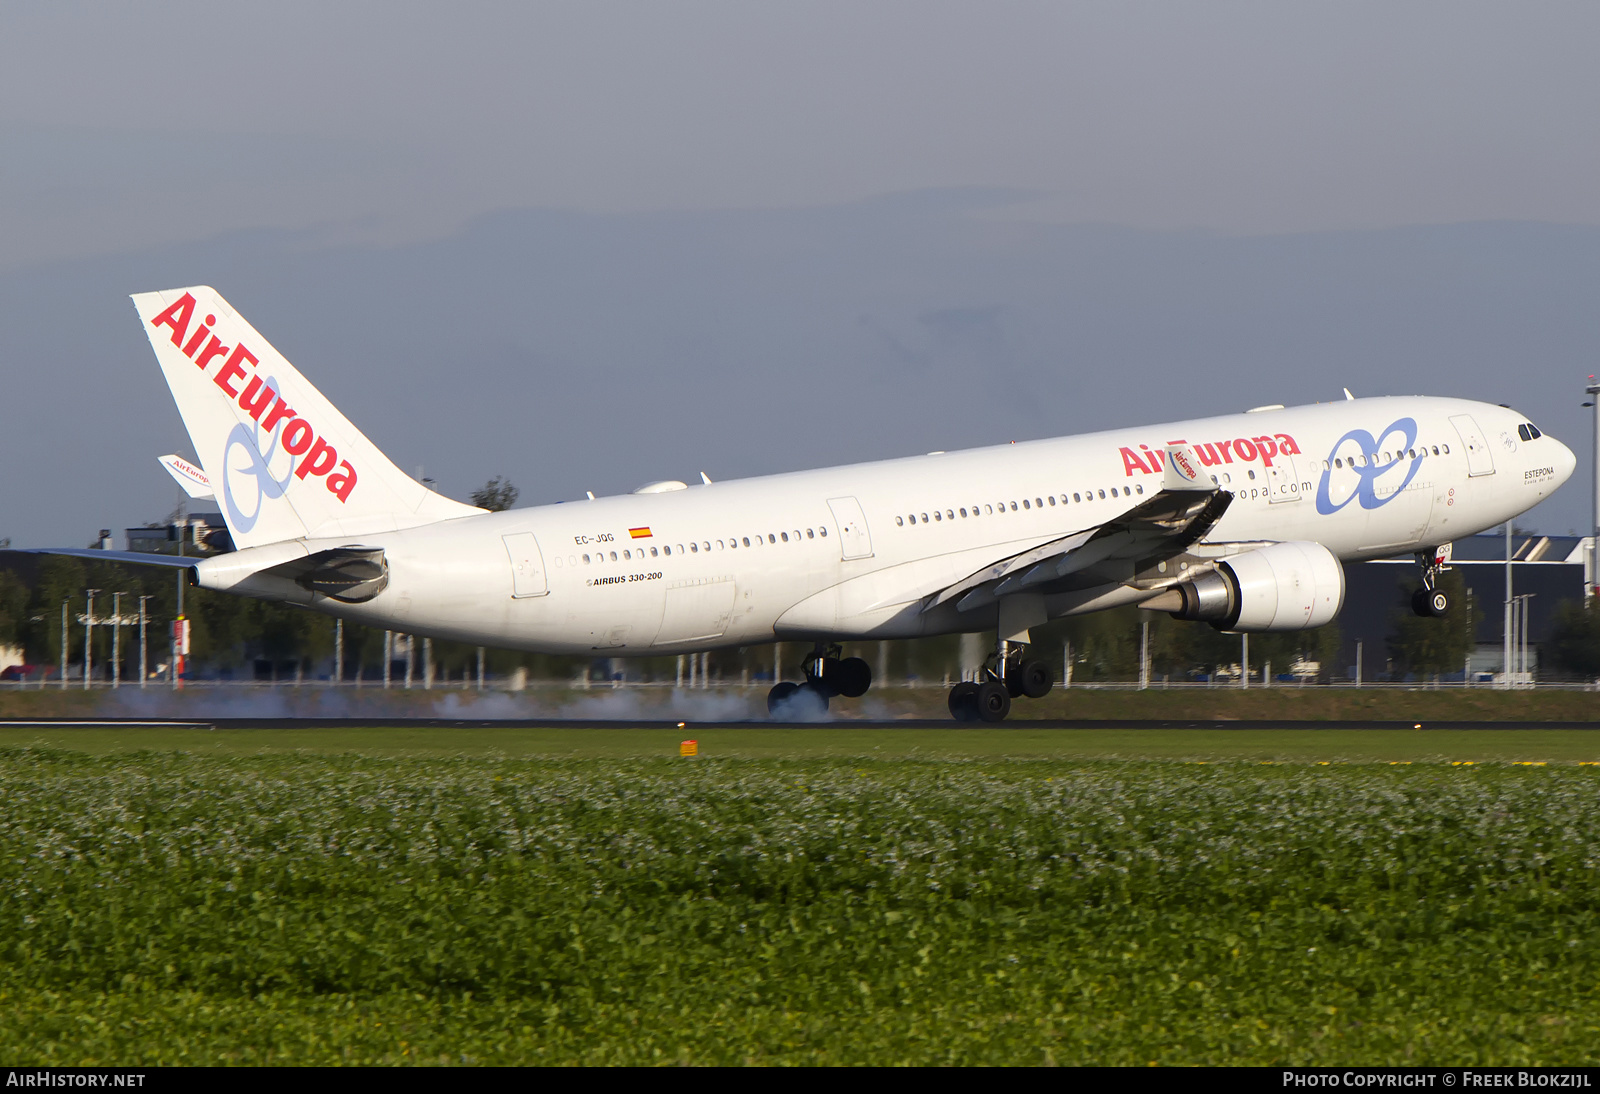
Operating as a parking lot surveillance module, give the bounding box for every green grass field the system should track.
[4,727,1600,1065]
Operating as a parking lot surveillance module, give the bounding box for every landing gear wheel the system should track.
[829,656,872,698]
[1412,588,1450,618]
[1016,659,1054,699]
[974,681,1011,723]
[948,681,979,722]
[767,681,798,714]
[769,680,828,720]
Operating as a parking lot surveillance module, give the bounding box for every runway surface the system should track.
[2,717,1598,731]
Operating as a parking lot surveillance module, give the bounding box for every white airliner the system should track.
[41,286,1576,720]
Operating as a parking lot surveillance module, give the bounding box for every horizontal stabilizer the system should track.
[23,548,199,570]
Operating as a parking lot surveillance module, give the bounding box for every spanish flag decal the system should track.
[629,527,652,539]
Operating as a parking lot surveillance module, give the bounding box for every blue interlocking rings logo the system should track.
[221,374,294,533]
[1315,417,1423,515]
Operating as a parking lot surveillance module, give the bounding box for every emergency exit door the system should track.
[827,497,874,560]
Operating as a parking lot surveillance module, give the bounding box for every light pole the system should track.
[1587,380,1600,597]
[83,589,99,690]
[111,591,123,689]
[1504,521,1514,690]
[137,595,152,688]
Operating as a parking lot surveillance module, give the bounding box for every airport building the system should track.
[1340,532,1592,682]
[124,513,233,557]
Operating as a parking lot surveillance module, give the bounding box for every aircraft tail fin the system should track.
[1163,443,1215,492]
[131,286,483,550]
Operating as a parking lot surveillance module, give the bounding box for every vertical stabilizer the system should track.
[132,286,482,549]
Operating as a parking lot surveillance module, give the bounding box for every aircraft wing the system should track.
[925,443,1232,614]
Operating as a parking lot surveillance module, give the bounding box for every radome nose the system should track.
[1552,435,1578,487]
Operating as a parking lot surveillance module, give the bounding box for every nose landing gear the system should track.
[766,643,874,718]
[948,638,1054,722]
[1412,547,1451,618]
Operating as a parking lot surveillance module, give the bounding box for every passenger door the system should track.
[1449,414,1495,477]
[502,532,548,598]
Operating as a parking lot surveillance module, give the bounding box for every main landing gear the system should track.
[767,644,873,718]
[948,638,1054,723]
[1411,547,1451,618]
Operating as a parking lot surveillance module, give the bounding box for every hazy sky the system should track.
[2,3,1597,546]
[3,2,1599,268]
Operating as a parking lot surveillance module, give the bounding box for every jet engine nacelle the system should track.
[1147,541,1345,632]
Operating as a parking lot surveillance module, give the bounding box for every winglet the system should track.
[158,454,215,500]
[1163,443,1214,492]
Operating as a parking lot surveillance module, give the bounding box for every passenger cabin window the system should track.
[1097,489,1105,499]
[780,532,788,542]
[897,516,904,526]
[1022,499,1030,510]
[1073,493,1080,502]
